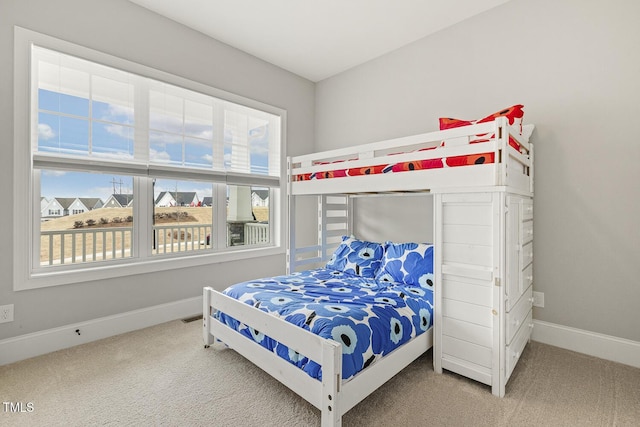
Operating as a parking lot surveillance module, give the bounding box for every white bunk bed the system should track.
[203,116,535,426]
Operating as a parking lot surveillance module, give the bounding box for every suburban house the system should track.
[251,190,269,208]
[154,191,199,207]
[103,193,134,208]
[41,197,104,219]
[40,197,71,219]
[201,192,267,208]
[73,198,104,213]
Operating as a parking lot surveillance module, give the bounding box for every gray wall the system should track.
[316,0,640,342]
[2,0,639,347]
[353,195,434,244]
[0,0,314,339]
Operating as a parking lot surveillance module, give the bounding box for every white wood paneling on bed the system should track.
[436,192,498,385]
[435,190,533,397]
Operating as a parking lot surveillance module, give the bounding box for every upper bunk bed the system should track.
[289,115,535,197]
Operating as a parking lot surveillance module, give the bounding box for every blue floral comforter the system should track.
[217,268,433,381]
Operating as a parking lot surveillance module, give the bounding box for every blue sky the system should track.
[38,89,270,202]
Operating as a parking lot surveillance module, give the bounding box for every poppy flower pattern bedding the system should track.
[216,237,434,381]
[293,148,495,182]
[293,104,525,182]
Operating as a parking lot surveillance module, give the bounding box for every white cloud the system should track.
[184,123,213,140]
[107,104,134,120]
[104,124,133,139]
[149,148,172,163]
[96,104,134,124]
[150,131,182,145]
[150,114,183,135]
[38,123,56,140]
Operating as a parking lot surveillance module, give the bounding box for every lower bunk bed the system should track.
[203,238,435,426]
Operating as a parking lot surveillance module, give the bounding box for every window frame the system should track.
[13,27,287,291]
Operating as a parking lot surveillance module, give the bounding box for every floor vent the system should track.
[181,315,203,323]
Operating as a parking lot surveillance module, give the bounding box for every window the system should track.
[14,28,286,290]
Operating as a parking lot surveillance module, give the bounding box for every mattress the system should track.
[217,268,433,381]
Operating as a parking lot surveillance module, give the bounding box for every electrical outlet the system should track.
[532,291,544,308]
[0,304,14,323]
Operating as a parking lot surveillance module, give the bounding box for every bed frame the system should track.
[203,116,534,425]
[203,290,432,426]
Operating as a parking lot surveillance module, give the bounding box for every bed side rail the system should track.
[290,119,526,170]
[290,121,499,166]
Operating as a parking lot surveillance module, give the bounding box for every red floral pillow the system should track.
[439,105,524,151]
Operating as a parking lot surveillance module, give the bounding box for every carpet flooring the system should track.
[1,319,639,426]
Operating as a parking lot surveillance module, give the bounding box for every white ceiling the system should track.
[128,0,510,82]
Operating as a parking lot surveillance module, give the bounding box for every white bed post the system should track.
[287,194,296,274]
[347,195,353,238]
[321,339,342,427]
[286,156,295,274]
[318,195,327,264]
[495,116,508,186]
[529,140,535,195]
[432,192,443,374]
[203,287,214,348]
[493,193,507,397]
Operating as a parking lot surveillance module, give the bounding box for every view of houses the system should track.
[41,190,269,220]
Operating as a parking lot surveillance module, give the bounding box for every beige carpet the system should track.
[1,319,639,427]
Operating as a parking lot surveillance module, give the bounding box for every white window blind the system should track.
[33,46,281,188]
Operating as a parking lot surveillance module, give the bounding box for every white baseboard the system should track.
[532,320,640,369]
[3,308,638,370]
[0,296,202,366]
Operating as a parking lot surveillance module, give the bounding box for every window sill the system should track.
[16,245,285,291]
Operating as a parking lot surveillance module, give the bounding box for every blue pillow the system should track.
[326,236,385,278]
[375,242,434,289]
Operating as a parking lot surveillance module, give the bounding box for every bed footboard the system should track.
[203,286,433,426]
[203,286,342,426]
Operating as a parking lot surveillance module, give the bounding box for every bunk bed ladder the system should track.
[318,194,351,263]
[287,194,351,273]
